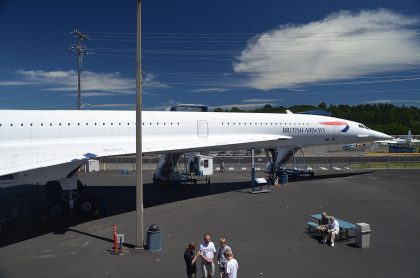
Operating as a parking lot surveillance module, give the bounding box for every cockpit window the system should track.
[358,124,370,129]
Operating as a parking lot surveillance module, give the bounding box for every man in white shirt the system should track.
[217,238,232,278]
[324,216,340,247]
[224,250,238,278]
[200,234,217,278]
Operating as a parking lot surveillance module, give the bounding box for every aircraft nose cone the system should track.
[373,131,393,140]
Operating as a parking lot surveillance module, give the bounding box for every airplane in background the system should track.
[375,130,420,145]
[0,109,391,215]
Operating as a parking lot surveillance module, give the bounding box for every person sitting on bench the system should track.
[324,216,340,247]
[316,212,329,239]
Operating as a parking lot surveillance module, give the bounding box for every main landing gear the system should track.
[45,180,95,218]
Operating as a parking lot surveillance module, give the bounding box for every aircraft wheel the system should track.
[49,203,64,217]
[78,198,95,216]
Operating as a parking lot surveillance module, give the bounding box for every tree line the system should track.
[213,103,420,135]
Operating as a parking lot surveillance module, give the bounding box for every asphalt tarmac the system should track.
[0,169,419,278]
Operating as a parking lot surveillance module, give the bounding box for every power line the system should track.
[68,29,90,110]
[92,48,415,54]
[85,28,420,36]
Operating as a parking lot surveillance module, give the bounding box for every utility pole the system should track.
[135,0,144,249]
[69,29,89,110]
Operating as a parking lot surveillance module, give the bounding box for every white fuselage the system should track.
[0,110,392,187]
[0,110,389,147]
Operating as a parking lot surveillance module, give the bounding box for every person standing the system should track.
[224,250,238,278]
[220,160,225,173]
[217,238,232,278]
[184,242,200,278]
[200,234,217,278]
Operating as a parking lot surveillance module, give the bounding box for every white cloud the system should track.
[189,88,232,93]
[63,92,119,97]
[0,81,34,86]
[143,73,169,88]
[90,103,136,108]
[233,9,420,90]
[12,70,168,94]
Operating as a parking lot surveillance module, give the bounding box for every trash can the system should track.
[147,224,162,251]
[280,174,288,185]
[355,223,371,248]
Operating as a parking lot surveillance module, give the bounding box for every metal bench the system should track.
[307,221,319,232]
[336,219,356,239]
[311,213,356,240]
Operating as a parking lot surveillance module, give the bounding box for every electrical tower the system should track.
[68,29,89,110]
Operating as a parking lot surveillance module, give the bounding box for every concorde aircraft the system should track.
[0,109,391,214]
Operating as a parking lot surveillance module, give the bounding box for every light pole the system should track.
[136,0,144,249]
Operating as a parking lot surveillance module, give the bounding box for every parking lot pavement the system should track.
[0,169,419,277]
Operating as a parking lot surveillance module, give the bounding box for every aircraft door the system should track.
[197,120,208,137]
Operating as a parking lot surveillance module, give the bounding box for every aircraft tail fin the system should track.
[406,130,412,142]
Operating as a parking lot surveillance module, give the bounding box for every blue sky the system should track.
[1,0,420,110]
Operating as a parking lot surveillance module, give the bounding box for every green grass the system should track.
[351,162,420,169]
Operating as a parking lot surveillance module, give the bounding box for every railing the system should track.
[90,154,420,172]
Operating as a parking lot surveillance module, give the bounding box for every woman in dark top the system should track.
[184,242,200,278]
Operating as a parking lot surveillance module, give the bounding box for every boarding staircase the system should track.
[153,153,183,183]
[265,147,314,178]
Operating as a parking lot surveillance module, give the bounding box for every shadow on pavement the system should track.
[0,171,370,248]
